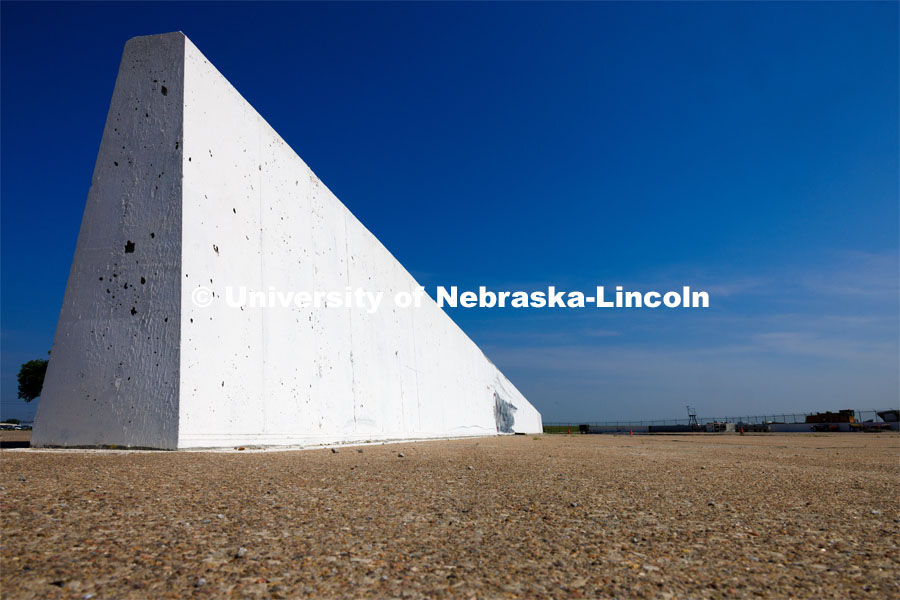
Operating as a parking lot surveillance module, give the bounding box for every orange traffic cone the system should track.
[630,428,633,436]
[740,427,744,436]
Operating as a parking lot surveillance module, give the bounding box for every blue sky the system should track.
[1,2,897,422]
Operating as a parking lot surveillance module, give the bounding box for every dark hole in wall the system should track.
[161,85,168,96]
[493,392,517,434]
[125,241,135,253]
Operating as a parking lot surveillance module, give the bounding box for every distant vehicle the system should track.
[805,409,855,424]
[876,410,898,423]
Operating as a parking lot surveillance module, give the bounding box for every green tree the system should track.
[17,358,49,402]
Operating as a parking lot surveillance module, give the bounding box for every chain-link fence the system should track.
[544,408,895,429]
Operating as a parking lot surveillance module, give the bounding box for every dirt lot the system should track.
[1,434,898,599]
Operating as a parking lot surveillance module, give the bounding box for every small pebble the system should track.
[357,448,364,454]
[194,578,206,587]
[331,448,339,454]
[570,502,578,508]
[467,466,474,470]
[235,547,248,558]
[397,452,405,458]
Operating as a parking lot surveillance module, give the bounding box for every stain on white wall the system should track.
[33,32,542,449]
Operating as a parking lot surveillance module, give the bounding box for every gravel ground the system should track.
[2,433,898,599]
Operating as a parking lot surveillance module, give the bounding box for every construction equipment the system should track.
[687,406,700,431]
[805,409,855,424]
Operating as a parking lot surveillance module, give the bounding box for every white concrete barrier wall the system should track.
[33,32,542,449]
[33,34,185,449]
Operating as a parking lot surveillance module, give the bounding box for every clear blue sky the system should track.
[2,2,898,422]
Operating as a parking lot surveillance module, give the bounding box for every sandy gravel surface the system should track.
[2,433,898,599]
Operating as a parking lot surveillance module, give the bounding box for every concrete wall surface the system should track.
[33,32,542,449]
[33,33,185,449]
